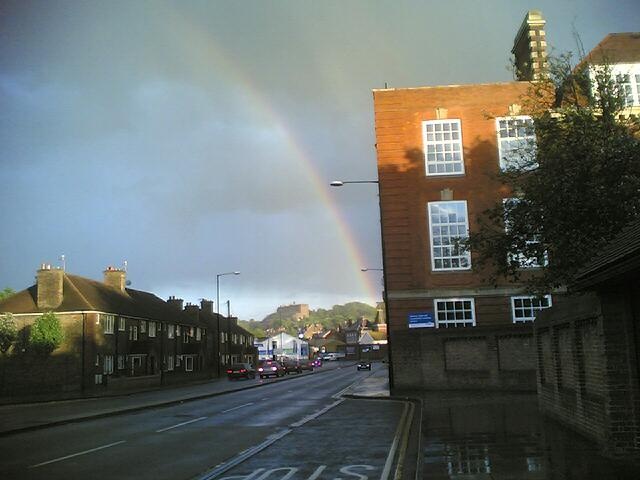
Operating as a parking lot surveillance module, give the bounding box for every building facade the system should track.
[373,11,554,390]
[0,265,256,400]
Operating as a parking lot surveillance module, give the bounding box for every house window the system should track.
[94,374,103,385]
[103,355,114,374]
[119,317,126,331]
[422,119,464,175]
[511,295,552,323]
[185,356,194,372]
[496,116,536,170]
[434,298,476,328]
[117,355,125,370]
[167,324,175,339]
[129,326,138,341]
[167,355,174,371]
[176,325,181,336]
[176,355,181,367]
[196,327,202,341]
[148,321,156,337]
[428,201,471,271]
[102,315,115,334]
[140,321,147,334]
[220,332,226,343]
[503,198,547,268]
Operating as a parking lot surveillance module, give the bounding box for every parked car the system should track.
[301,360,315,371]
[357,361,372,371]
[227,363,256,380]
[312,358,322,367]
[258,360,285,379]
[322,353,344,361]
[281,358,302,374]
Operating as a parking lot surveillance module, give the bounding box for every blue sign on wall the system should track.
[408,312,435,329]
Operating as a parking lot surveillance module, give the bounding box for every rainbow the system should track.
[160,5,380,302]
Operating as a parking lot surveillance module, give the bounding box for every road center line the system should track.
[156,416,207,433]
[29,440,126,468]
[221,402,254,413]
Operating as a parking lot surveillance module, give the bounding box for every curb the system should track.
[0,363,351,437]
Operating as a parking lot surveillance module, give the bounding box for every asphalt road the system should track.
[0,364,404,480]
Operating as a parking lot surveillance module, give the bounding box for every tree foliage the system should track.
[255,302,377,337]
[0,287,15,302]
[29,312,64,355]
[468,53,640,292]
[0,313,17,354]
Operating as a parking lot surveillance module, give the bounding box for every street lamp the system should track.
[330,178,395,390]
[216,271,240,376]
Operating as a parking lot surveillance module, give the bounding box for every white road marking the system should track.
[29,440,126,468]
[380,402,410,480]
[156,416,207,433]
[289,398,344,428]
[221,402,254,413]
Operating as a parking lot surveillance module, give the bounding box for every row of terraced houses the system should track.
[0,265,257,400]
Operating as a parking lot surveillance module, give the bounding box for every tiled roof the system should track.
[572,218,640,289]
[582,33,640,66]
[0,274,203,326]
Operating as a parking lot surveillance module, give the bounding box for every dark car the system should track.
[258,360,285,378]
[357,361,372,371]
[227,363,256,380]
[300,360,315,371]
[282,358,302,374]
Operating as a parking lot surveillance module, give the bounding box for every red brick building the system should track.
[373,11,551,390]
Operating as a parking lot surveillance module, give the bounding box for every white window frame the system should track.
[129,325,138,341]
[176,325,181,337]
[119,317,126,331]
[117,354,125,370]
[140,320,146,334]
[220,331,226,344]
[511,295,552,323]
[434,298,476,328]
[102,314,114,334]
[148,321,156,337]
[167,324,175,339]
[428,201,471,271]
[196,327,201,341]
[422,119,465,176]
[496,115,536,171]
[103,355,114,375]
[185,356,194,372]
[167,355,174,371]
[503,198,548,268]
[590,63,640,107]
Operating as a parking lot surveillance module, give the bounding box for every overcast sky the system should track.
[1,0,638,320]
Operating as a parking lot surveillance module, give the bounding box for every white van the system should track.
[322,352,345,361]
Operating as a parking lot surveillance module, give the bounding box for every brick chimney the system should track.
[200,299,214,314]
[512,10,547,81]
[103,266,126,292]
[184,303,200,320]
[167,296,184,311]
[37,264,64,310]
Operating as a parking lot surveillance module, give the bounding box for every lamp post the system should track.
[330,179,395,390]
[216,271,240,376]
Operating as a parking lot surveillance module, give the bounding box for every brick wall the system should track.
[392,324,536,391]
[535,290,640,459]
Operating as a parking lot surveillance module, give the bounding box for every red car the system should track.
[258,360,285,379]
[227,363,256,380]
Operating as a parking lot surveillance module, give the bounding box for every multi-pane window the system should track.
[422,119,464,175]
[592,64,640,107]
[616,73,635,106]
[434,298,476,328]
[428,201,471,271]
[102,315,114,334]
[220,332,226,343]
[176,325,181,336]
[103,355,114,374]
[196,327,202,341]
[117,355,125,370]
[503,198,547,268]
[148,321,156,337]
[129,326,138,341]
[511,295,552,323]
[140,321,146,334]
[496,116,536,170]
[119,317,126,331]
[167,324,175,339]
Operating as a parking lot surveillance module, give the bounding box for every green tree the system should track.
[0,313,17,354]
[29,312,65,355]
[468,53,640,292]
[0,287,15,302]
